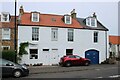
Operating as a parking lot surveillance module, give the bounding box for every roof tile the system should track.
[20,12,83,28]
[109,35,120,44]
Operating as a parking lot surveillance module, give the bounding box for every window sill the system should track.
[68,41,74,43]
[2,39,11,41]
[29,41,39,45]
[94,42,98,44]
[51,40,58,41]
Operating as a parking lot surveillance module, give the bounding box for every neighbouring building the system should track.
[18,6,109,65]
[109,35,120,58]
[0,12,17,51]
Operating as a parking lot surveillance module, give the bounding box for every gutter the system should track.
[105,31,108,60]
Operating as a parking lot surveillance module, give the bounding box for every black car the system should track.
[0,58,29,78]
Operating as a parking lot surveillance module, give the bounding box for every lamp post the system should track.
[14,0,17,63]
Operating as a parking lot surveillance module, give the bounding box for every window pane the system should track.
[65,16,71,24]
[32,13,38,22]
[2,46,10,50]
[68,29,74,41]
[30,49,38,59]
[94,32,98,43]
[32,27,39,41]
[66,49,73,55]
[3,13,8,21]
[43,49,49,51]
[2,28,10,40]
[91,18,95,26]
[51,28,58,41]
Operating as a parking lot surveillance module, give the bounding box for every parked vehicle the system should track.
[0,58,29,78]
[59,55,91,67]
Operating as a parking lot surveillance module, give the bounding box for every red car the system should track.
[59,55,91,67]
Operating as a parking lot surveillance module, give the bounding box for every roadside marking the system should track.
[109,75,120,78]
[95,69,100,71]
[96,77,103,78]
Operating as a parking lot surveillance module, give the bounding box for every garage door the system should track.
[85,50,99,64]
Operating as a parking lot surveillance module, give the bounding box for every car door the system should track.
[2,59,14,76]
[68,55,76,65]
[75,56,82,65]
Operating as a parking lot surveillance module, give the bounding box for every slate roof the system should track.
[77,18,108,31]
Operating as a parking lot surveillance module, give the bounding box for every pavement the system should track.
[28,64,119,74]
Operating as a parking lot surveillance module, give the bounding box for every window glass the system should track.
[32,27,39,41]
[75,56,80,59]
[86,17,96,27]
[2,13,9,22]
[32,13,39,22]
[43,49,49,51]
[66,49,73,55]
[66,16,70,24]
[94,32,98,43]
[2,46,10,50]
[69,55,75,58]
[68,29,74,41]
[2,28,10,40]
[30,49,38,59]
[1,59,14,65]
[51,28,58,41]
[91,18,95,26]
[87,18,90,25]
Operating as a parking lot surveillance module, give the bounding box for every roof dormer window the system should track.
[31,12,39,22]
[86,13,97,27]
[1,12,10,22]
[86,17,97,27]
[64,15,72,24]
[91,18,96,26]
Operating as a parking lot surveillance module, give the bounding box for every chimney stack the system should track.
[71,9,76,18]
[93,12,97,18]
[19,5,24,15]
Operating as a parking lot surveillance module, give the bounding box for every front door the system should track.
[42,49,50,65]
[85,50,99,64]
[51,49,59,64]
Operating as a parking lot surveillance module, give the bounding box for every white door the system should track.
[51,49,59,64]
[42,49,50,65]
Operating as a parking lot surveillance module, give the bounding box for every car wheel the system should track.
[84,61,90,66]
[65,62,71,67]
[13,70,22,78]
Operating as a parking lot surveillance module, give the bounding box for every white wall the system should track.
[110,44,120,57]
[18,26,108,65]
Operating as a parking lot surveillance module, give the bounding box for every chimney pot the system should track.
[93,12,97,18]
[19,5,24,15]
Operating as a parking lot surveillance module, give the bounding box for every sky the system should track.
[0,0,119,36]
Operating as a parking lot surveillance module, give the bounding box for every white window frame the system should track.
[64,15,72,24]
[29,49,38,59]
[1,12,10,22]
[51,28,58,41]
[32,27,39,41]
[86,17,97,27]
[68,29,74,42]
[32,13,39,22]
[2,46,10,50]
[2,28,11,40]
[86,18,90,26]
